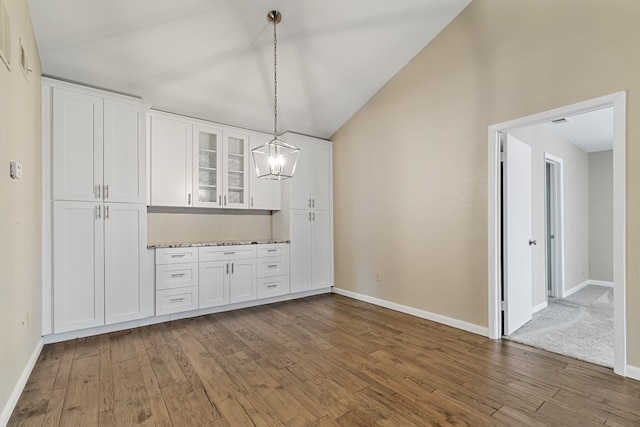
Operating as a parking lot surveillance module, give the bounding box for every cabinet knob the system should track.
[219,195,222,206]
[251,197,254,207]
[312,198,315,208]
[104,185,109,199]
[105,205,110,219]
[188,193,192,205]
[96,205,101,219]
[95,185,101,199]
[308,198,312,208]
[309,212,311,221]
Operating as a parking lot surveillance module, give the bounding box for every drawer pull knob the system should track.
[171,254,186,258]
[170,297,186,303]
[170,273,186,278]
[224,252,235,255]
[267,265,278,268]
[267,249,277,252]
[267,284,278,288]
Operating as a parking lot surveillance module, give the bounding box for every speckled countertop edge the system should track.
[148,240,290,249]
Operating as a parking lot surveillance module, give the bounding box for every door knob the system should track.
[529,239,537,246]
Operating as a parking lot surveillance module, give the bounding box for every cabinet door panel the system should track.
[199,260,229,308]
[104,203,150,324]
[311,143,332,211]
[150,115,193,206]
[290,210,311,292]
[52,89,103,202]
[229,259,256,303]
[249,134,281,210]
[287,139,311,210]
[193,125,223,207]
[223,131,250,209]
[53,201,104,332]
[104,100,145,203]
[311,210,332,289]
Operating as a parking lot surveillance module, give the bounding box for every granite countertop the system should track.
[148,240,290,249]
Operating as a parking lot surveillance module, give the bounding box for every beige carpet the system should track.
[507,285,614,368]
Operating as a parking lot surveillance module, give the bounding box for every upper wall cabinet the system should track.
[150,110,280,210]
[281,133,332,211]
[51,86,148,203]
[150,113,194,207]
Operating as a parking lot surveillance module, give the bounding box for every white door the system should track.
[52,88,103,202]
[150,115,193,207]
[229,259,256,303]
[199,260,229,308]
[290,210,312,292]
[103,100,146,203]
[104,203,150,324]
[53,201,105,332]
[503,134,533,335]
[249,134,282,210]
[311,210,332,289]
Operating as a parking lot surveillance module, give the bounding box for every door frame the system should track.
[487,92,627,376]
[544,153,564,299]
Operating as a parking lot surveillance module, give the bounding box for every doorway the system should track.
[487,92,627,376]
[545,155,563,299]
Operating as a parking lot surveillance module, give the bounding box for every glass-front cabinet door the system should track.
[223,131,249,209]
[193,125,223,207]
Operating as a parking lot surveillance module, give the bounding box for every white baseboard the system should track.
[331,287,488,337]
[0,338,44,426]
[44,288,331,344]
[626,365,640,382]
[590,280,614,288]
[563,279,614,298]
[532,301,548,314]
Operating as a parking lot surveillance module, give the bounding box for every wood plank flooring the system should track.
[9,294,640,426]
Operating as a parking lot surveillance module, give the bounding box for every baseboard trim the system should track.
[44,288,332,344]
[626,365,640,382]
[590,280,614,288]
[533,301,548,314]
[331,287,488,337]
[1,338,44,426]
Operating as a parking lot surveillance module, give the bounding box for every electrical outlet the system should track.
[375,271,381,281]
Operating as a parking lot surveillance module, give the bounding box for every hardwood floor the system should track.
[9,294,640,426]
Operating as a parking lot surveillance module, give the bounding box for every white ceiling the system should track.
[28,0,471,139]
[541,107,613,153]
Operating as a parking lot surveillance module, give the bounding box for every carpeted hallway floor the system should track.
[507,285,614,368]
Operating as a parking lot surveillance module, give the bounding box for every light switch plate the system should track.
[10,161,22,179]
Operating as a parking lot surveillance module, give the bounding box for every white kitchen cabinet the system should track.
[51,87,147,204]
[229,258,257,303]
[192,126,250,209]
[273,134,333,293]
[155,248,200,315]
[53,201,149,333]
[256,243,289,298]
[198,246,256,306]
[281,133,332,211]
[199,260,228,308]
[150,113,193,207]
[249,134,281,210]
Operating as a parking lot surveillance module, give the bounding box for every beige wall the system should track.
[147,210,272,245]
[589,150,614,282]
[331,0,640,365]
[510,126,590,306]
[0,0,42,418]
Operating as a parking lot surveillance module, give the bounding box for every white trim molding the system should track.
[532,301,548,314]
[488,91,627,376]
[626,365,640,382]
[332,287,488,337]
[563,280,591,299]
[590,280,614,288]
[0,338,44,426]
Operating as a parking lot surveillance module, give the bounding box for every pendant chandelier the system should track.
[251,10,300,180]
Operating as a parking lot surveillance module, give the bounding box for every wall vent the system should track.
[0,0,11,71]
[551,117,571,124]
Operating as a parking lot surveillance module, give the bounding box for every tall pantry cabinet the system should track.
[43,78,153,334]
[273,133,334,293]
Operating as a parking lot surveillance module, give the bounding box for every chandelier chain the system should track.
[273,15,278,138]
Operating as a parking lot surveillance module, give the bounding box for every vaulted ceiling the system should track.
[29,0,471,138]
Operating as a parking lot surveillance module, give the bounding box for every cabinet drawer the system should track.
[156,247,198,264]
[156,263,198,290]
[199,245,256,262]
[257,276,290,299]
[156,286,198,315]
[257,256,289,278]
[257,243,289,258]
